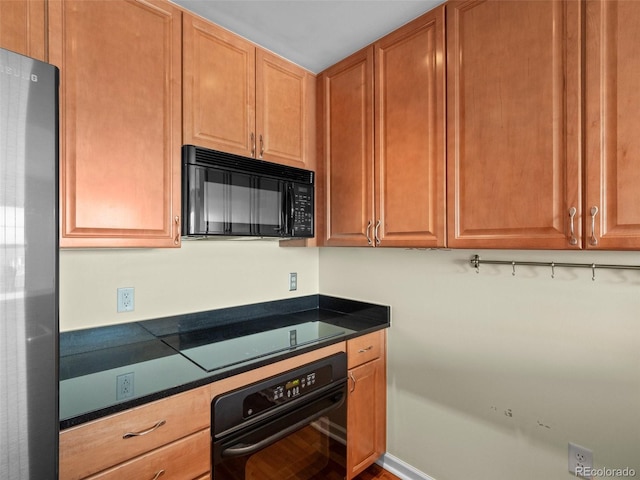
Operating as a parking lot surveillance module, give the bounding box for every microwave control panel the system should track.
[292,184,314,236]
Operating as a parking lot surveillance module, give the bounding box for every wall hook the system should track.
[471,255,480,273]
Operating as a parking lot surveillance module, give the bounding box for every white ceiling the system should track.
[171,0,445,73]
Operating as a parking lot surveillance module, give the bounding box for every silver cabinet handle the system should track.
[358,345,373,354]
[259,134,264,158]
[348,371,356,393]
[151,470,165,480]
[374,220,381,246]
[253,133,257,157]
[590,206,599,246]
[122,420,166,439]
[568,207,578,245]
[365,221,372,246]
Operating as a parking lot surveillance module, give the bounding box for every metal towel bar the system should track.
[470,254,640,281]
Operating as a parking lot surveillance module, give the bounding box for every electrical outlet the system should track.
[116,372,134,400]
[289,272,297,291]
[117,287,134,312]
[569,442,593,478]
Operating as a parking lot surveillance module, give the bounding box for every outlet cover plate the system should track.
[117,287,135,313]
[116,372,134,400]
[569,442,593,478]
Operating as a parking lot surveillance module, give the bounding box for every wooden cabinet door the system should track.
[183,14,256,158]
[347,358,386,479]
[49,0,182,248]
[585,0,640,249]
[60,385,211,479]
[0,0,46,61]
[256,50,314,170]
[447,0,582,249]
[85,430,209,480]
[374,7,446,248]
[320,47,375,246]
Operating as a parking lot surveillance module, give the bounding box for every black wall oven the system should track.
[182,145,314,239]
[212,353,347,480]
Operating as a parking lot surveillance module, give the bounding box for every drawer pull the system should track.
[568,207,578,245]
[590,206,599,246]
[151,470,165,480]
[349,371,357,393]
[365,221,372,245]
[122,420,166,439]
[358,346,373,354]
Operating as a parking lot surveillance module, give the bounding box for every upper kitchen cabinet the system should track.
[183,14,315,170]
[584,0,640,249]
[374,7,446,247]
[319,46,374,247]
[49,0,182,248]
[447,0,582,249]
[320,7,445,247]
[0,0,47,61]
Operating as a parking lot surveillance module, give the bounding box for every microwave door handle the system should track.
[288,184,295,236]
[280,183,288,235]
[282,184,293,236]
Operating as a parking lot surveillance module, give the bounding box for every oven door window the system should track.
[216,419,345,480]
[192,166,285,236]
[213,385,347,480]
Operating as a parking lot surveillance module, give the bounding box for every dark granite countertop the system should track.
[59,295,390,429]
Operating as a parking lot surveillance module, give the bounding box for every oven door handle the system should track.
[220,389,345,458]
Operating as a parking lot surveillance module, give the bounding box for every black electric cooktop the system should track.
[162,320,354,373]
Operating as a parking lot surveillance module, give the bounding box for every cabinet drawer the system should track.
[347,330,385,369]
[60,385,212,480]
[86,429,210,480]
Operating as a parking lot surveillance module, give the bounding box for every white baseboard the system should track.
[377,453,437,480]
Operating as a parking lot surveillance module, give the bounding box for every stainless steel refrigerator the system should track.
[1,48,59,479]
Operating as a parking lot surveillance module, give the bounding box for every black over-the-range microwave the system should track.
[181,145,314,239]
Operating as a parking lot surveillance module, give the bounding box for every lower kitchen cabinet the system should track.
[59,386,211,480]
[346,330,387,479]
[85,429,209,480]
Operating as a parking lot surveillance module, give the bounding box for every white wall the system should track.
[319,248,640,480]
[59,241,319,331]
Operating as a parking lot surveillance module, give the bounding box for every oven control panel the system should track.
[212,352,347,437]
[243,364,332,418]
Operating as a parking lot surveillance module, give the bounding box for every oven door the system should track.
[184,164,287,237]
[212,383,347,480]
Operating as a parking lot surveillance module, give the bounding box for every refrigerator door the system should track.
[0,48,59,479]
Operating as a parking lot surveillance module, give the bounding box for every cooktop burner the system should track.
[162,320,354,373]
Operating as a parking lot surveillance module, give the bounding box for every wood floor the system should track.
[354,464,401,480]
